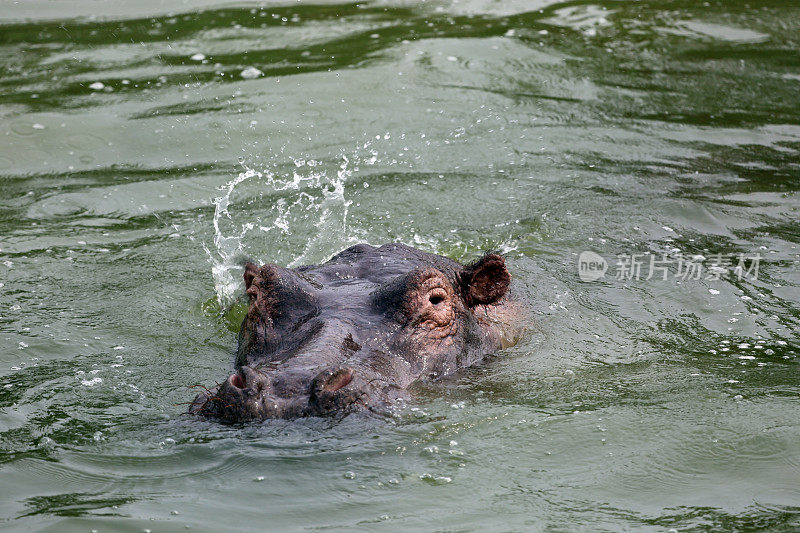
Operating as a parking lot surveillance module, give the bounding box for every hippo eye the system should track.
[415,285,455,330]
[427,288,448,308]
[375,268,454,327]
[429,295,445,306]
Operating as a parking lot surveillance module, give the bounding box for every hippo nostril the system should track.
[229,373,245,389]
[308,367,360,416]
[319,368,354,393]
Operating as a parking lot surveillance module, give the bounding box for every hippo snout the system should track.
[191,366,289,421]
[192,365,367,422]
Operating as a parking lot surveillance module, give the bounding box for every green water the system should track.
[1,0,799,530]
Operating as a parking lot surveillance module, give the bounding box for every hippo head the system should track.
[191,243,516,422]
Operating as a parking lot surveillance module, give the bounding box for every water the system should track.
[1,0,799,530]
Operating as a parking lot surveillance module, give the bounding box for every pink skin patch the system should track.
[229,373,245,389]
[322,369,353,392]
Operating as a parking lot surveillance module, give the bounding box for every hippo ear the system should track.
[243,263,260,290]
[459,253,510,307]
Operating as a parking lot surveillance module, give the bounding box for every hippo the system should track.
[191,243,522,422]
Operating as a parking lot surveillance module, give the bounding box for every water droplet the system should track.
[240,67,264,79]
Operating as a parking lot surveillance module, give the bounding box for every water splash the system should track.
[205,150,373,307]
[289,154,356,268]
[203,169,258,305]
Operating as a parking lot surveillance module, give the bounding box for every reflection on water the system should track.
[1,0,799,530]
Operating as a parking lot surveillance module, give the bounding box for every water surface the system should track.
[1,0,799,530]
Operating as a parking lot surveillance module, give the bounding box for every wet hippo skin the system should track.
[191,243,521,422]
